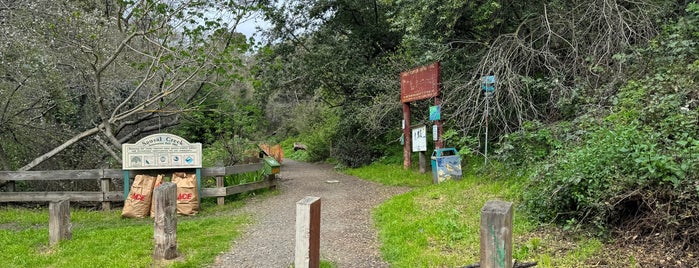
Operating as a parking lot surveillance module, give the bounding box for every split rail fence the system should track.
[0,163,275,209]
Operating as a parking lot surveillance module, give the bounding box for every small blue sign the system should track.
[481,75,496,92]
[429,105,441,121]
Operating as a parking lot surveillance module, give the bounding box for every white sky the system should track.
[236,12,272,44]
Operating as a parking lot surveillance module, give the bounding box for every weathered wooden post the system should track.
[216,175,225,205]
[419,151,427,173]
[295,196,321,268]
[100,177,112,210]
[153,182,178,260]
[480,200,513,268]
[49,198,72,245]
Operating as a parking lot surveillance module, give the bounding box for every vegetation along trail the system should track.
[210,159,410,268]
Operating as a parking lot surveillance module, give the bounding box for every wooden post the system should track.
[49,198,72,245]
[419,151,426,173]
[403,103,411,170]
[153,182,178,260]
[295,196,321,268]
[480,200,513,268]
[100,178,112,210]
[216,175,225,205]
[267,174,277,190]
[7,181,15,192]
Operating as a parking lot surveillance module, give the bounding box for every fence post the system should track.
[100,177,112,210]
[49,198,72,245]
[153,182,178,260]
[295,196,321,268]
[216,175,225,205]
[480,200,513,268]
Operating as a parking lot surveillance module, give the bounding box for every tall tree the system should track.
[0,0,262,173]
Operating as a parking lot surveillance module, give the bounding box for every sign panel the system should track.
[122,133,202,170]
[429,105,441,121]
[412,126,427,152]
[400,62,440,103]
[433,125,439,141]
[481,75,496,92]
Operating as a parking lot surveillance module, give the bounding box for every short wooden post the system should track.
[216,175,225,205]
[295,196,321,268]
[419,151,426,173]
[100,178,112,210]
[267,174,277,190]
[480,200,513,268]
[153,182,178,260]
[49,198,72,245]
[7,181,15,192]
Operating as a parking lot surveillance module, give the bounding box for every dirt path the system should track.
[210,160,410,268]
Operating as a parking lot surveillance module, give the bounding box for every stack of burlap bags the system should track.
[121,172,199,218]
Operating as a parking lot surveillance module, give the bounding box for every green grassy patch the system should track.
[342,162,432,187]
[350,163,606,267]
[0,202,250,268]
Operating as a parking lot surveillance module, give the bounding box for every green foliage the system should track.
[495,121,563,166]
[524,4,699,239]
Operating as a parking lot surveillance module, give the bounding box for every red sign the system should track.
[400,62,440,103]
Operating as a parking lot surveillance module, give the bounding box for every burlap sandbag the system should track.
[172,172,199,215]
[122,174,157,218]
[149,174,164,218]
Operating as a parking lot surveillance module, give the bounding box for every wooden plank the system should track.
[200,180,275,198]
[200,163,263,177]
[0,170,104,181]
[0,164,264,181]
[225,163,263,175]
[0,192,122,202]
[200,167,226,177]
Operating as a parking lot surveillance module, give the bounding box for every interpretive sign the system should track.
[412,126,427,152]
[122,133,202,170]
[400,62,440,103]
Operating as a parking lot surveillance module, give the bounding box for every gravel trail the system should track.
[210,159,410,268]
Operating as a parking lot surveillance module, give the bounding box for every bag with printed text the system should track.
[149,174,165,218]
[172,172,199,215]
[122,174,159,218]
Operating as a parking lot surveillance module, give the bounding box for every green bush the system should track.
[524,4,699,244]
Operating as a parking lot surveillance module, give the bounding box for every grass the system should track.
[347,161,607,267]
[342,162,433,187]
[0,200,251,268]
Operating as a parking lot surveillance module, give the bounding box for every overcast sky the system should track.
[236,12,271,44]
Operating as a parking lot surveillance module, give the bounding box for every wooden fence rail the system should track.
[0,163,275,209]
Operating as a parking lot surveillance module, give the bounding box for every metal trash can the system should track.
[430,148,462,183]
[263,156,281,175]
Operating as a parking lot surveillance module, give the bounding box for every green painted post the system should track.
[196,168,201,205]
[480,200,513,268]
[123,170,130,200]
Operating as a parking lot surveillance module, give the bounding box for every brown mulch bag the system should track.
[149,174,164,218]
[172,172,199,215]
[122,174,158,218]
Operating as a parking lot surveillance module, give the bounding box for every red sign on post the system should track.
[400,62,440,103]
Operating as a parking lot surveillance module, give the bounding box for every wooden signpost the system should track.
[400,62,442,170]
